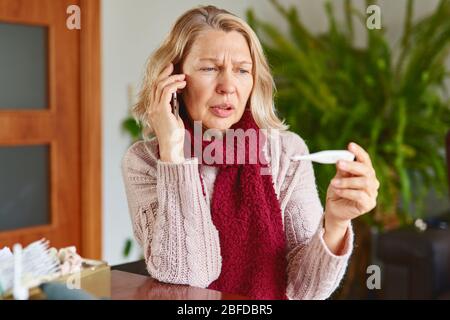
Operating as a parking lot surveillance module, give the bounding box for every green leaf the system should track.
[122,238,133,258]
[122,117,142,141]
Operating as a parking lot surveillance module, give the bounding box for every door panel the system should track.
[0,144,50,231]
[0,22,48,109]
[0,0,81,250]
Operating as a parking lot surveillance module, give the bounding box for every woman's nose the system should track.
[216,71,236,95]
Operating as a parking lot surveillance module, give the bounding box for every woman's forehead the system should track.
[196,57,252,65]
[187,30,252,61]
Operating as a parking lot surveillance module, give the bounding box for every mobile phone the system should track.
[170,63,181,119]
[171,92,179,119]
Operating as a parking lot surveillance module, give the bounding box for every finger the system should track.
[152,63,174,102]
[332,176,370,190]
[334,188,376,212]
[159,81,187,111]
[155,74,186,104]
[335,163,353,179]
[158,63,174,81]
[348,142,372,167]
[337,160,374,177]
[331,176,378,197]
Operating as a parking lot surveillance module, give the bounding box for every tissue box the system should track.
[3,260,111,300]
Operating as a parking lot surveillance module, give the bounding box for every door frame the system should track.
[80,0,102,259]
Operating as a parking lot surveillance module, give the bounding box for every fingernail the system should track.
[332,179,341,186]
[339,161,347,169]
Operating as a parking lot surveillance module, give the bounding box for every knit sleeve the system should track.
[121,141,222,288]
[281,134,354,300]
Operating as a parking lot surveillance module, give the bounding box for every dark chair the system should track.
[376,130,450,299]
[377,228,450,299]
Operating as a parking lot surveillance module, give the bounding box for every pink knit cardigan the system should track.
[121,130,354,299]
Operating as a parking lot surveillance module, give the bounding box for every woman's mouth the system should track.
[210,103,235,118]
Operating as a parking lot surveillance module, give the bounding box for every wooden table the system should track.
[111,270,250,300]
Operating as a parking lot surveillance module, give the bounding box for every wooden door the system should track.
[0,0,101,258]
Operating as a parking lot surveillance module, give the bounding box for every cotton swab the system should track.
[1,239,61,299]
[13,244,28,300]
[291,150,355,164]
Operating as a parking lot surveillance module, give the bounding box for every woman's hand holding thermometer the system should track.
[291,143,380,255]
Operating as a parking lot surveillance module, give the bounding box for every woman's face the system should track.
[181,30,254,131]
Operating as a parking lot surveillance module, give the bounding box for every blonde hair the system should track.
[133,5,288,136]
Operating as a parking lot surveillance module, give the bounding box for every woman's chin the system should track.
[204,118,234,132]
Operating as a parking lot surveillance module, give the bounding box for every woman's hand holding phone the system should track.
[147,63,187,163]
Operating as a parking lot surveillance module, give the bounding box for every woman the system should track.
[122,5,379,300]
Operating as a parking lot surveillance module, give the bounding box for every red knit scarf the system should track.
[180,108,288,300]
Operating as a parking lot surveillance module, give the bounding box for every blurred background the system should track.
[1,0,449,299]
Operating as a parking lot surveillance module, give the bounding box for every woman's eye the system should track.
[200,67,250,74]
